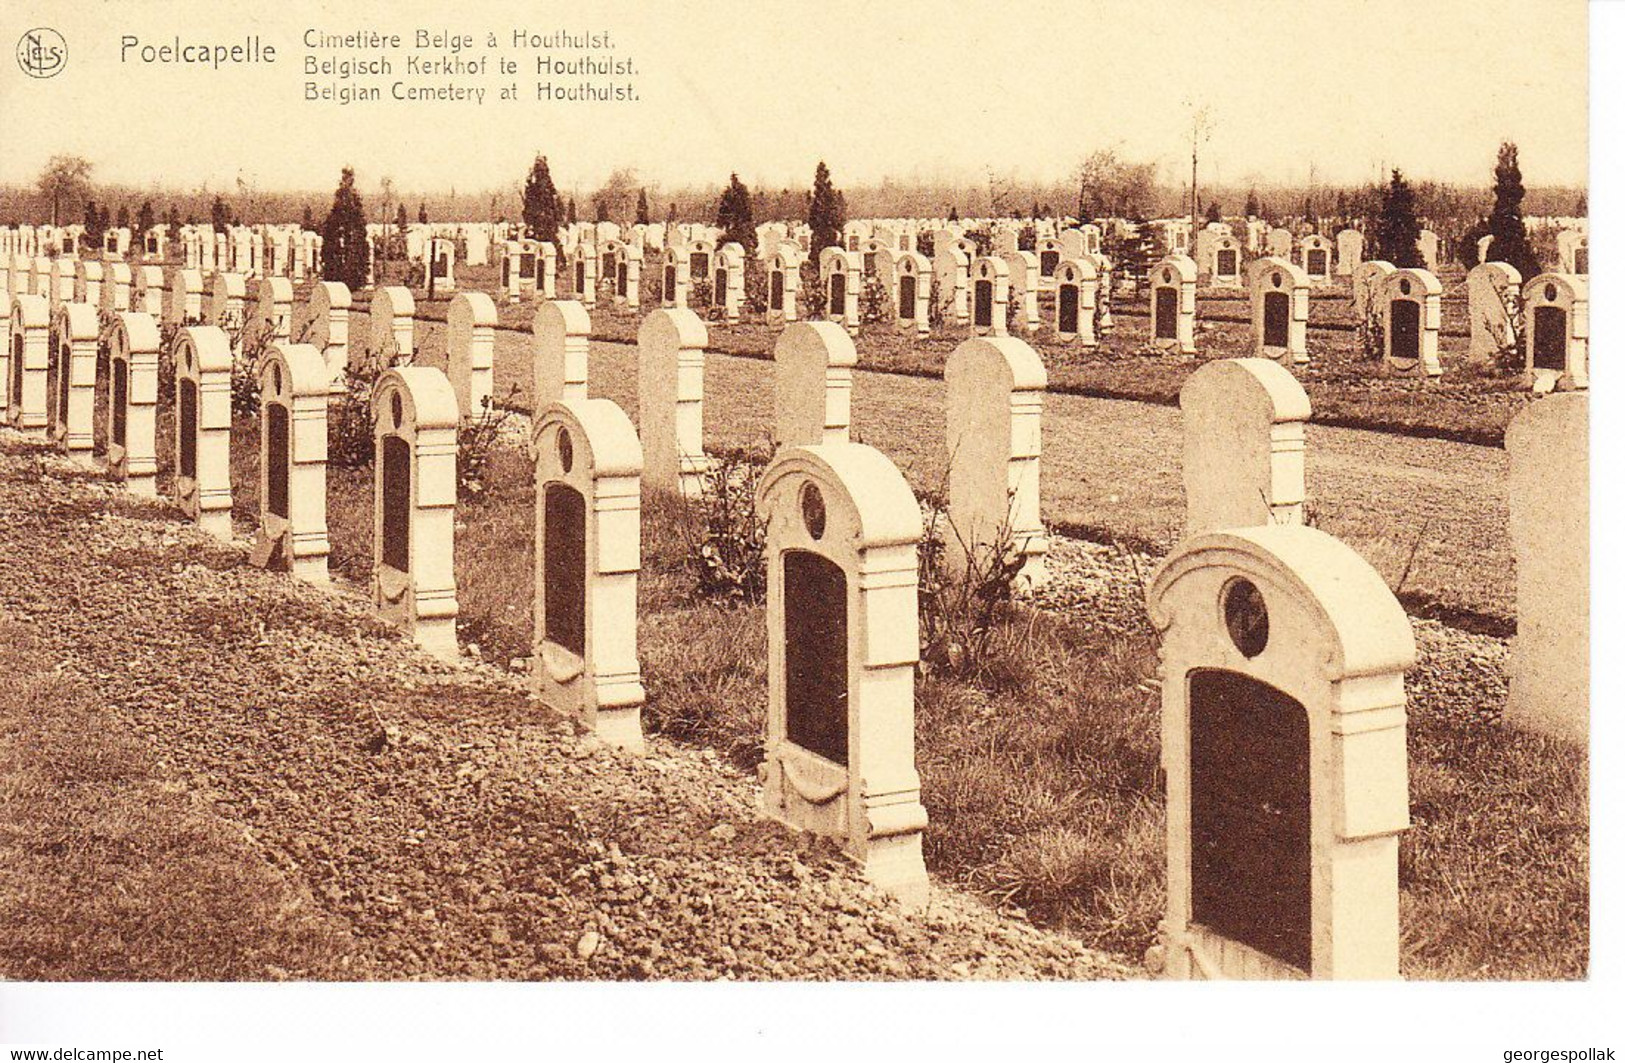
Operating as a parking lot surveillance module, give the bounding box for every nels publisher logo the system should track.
[17,27,66,78]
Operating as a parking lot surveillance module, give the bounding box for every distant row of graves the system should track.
[0,251,1585,979]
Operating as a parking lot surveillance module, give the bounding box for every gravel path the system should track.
[0,434,1132,981]
[410,317,1513,627]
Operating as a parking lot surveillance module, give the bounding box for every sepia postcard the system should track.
[0,0,1613,1058]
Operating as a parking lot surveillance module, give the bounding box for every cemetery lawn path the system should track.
[0,434,1134,981]
[418,320,1513,629]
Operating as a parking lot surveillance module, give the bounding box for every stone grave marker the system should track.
[821,247,860,335]
[1001,250,1041,333]
[534,300,591,407]
[1249,257,1310,365]
[1382,268,1442,377]
[173,326,236,540]
[661,248,691,310]
[1053,258,1099,345]
[1147,524,1414,979]
[102,261,131,314]
[932,242,969,324]
[533,397,646,751]
[1505,392,1588,744]
[50,302,98,464]
[637,308,709,498]
[134,265,166,318]
[1466,262,1521,363]
[756,441,929,910]
[0,290,9,421]
[1523,273,1587,392]
[367,286,415,369]
[769,247,804,324]
[893,251,931,337]
[970,256,1010,337]
[299,281,352,391]
[75,260,103,307]
[1299,234,1333,282]
[1352,260,1395,325]
[1335,229,1363,276]
[447,292,498,421]
[944,336,1048,590]
[106,312,161,496]
[1150,254,1198,354]
[251,343,331,584]
[1180,358,1310,536]
[774,321,856,448]
[372,367,461,661]
[7,293,49,436]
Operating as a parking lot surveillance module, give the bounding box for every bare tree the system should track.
[1186,104,1215,232]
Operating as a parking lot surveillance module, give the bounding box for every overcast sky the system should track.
[0,0,1589,198]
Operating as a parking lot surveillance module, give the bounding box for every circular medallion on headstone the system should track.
[1399,278,1412,296]
[800,482,826,541]
[1545,282,1557,301]
[391,392,403,430]
[1272,273,1282,288]
[557,426,573,473]
[1222,577,1269,658]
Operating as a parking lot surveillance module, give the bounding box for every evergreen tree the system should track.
[1372,169,1423,268]
[715,173,756,254]
[418,202,428,224]
[593,196,609,224]
[566,198,577,226]
[116,204,131,231]
[321,166,370,290]
[1203,200,1223,224]
[1575,192,1588,217]
[165,205,181,248]
[636,189,651,225]
[301,205,316,232]
[807,161,844,258]
[521,155,564,247]
[82,200,106,246]
[394,203,409,259]
[211,195,230,234]
[948,205,959,223]
[135,200,154,238]
[1484,142,1543,281]
[1244,188,1261,219]
[666,202,677,225]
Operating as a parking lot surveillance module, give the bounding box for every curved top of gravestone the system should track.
[757,441,922,550]
[972,255,1011,280]
[374,366,460,432]
[77,260,104,280]
[1180,357,1312,424]
[311,281,353,310]
[535,299,592,339]
[1301,233,1333,249]
[213,272,247,299]
[259,276,294,302]
[1054,257,1099,283]
[1386,267,1442,297]
[175,326,233,374]
[105,261,131,282]
[1355,259,1395,279]
[1148,524,1416,682]
[111,311,161,355]
[1523,272,1587,305]
[1248,256,1309,289]
[638,306,708,351]
[533,396,643,479]
[772,246,806,268]
[450,291,499,329]
[1154,254,1198,285]
[776,320,857,370]
[374,286,416,318]
[260,343,332,399]
[55,300,97,340]
[1467,261,1521,287]
[819,245,854,273]
[945,336,1048,393]
[176,268,204,291]
[893,250,930,274]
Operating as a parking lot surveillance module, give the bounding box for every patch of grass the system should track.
[0,621,356,980]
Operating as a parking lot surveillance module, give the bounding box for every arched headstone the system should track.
[0,290,10,421]
[299,281,352,391]
[173,326,235,540]
[660,248,691,310]
[251,344,331,584]
[372,367,461,660]
[1299,235,1333,282]
[1505,392,1588,743]
[893,251,932,337]
[1052,258,1099,345]
[1465,262,1521,363]
[447,291,498,421]
[1150,254,1198,354]
[106,312,161,496]
[255,276,294,350]
[101,261,131,315]
[774,321,857,448]
[533,398,646,751]
[769,247,804,325]
[1000,250,1041,333]
[1180,358,1311,536]
[75,260,103,307]
[7,294,49,435]
[821,247,860,335]
[1382,268,1442,377]
[1248,257,1310,365]
[366,286,415,369]
[944,337,1047,590]
[1147,525,1414,980]
[756,442,929,909]
[969,256,1010,337]
[50,303,98,464]
[932,242,969,324]
[1522,273,1587,392]
[1335,229,1363,276]
[1351,260,1395,325]
[637,308,709,498]
[534,299,591,408]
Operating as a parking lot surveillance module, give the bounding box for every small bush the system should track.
[917,497,1031,686]
[458,385,523,503]
[683,445,770,606]
[859,272,891,326]
[326,363,381,468]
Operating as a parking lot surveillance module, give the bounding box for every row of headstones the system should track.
[0,224,322,279]
[2,278,1582,980]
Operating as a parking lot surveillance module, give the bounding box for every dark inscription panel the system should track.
[112,360,128,448]
[690,253,707,277]
[974,280,992,327]
[1155,287,1179,339]
[575,261,585,294]
[715,269,728,306]
[543,482,587,657]
[1217,249,1238,276]
[1189,668,1311,972]
[179,379,198,479]
[664,265,677,300]
[381,435,411,572]
[1059,285,1079,333]
[830,279,846,317]
[784,550,848,766]
[898,275,917,319]
[1264,291,1290,348]
[51,332,66,423]
[1040,250,1059,276]
[12,334,22,406]
[1533,306,1567,371]
[1390,300,1420,362]
[266,403,290,520]
[770,271,784,310]
[1307,250,1327,275]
